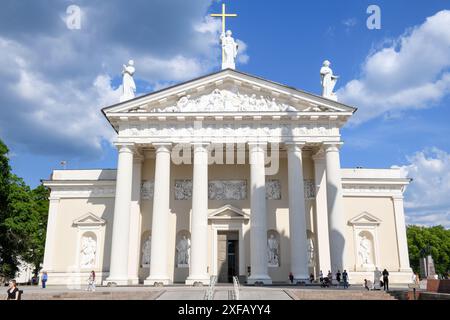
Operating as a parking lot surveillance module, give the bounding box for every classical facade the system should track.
[42,69,413,286]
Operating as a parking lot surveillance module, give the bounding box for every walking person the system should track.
[326,270,332,285]
[342,270,349,289]
[288,272,294,284]
[5,280,20,300]
[319,270,324,284]
[382,269,389,291]
[364,279,371,291]
[336,270,341,287]
[87,271,96,292]
[41,271,48,289]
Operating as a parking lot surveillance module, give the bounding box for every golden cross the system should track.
[211,3,237,65]
[211,3,238,35]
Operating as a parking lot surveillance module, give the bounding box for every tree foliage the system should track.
[407,225,450,276]
[0,139,49,279]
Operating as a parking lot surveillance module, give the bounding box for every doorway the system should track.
[217,231,239,283]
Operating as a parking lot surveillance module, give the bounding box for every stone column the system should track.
[286,143,309,281]
[392,196,412,272]
[128,155,143,285]
[324,143,347,272]
[247,143,272,285]
[313,149,332,274]
[146,144,172,285]
[105,143,134,285]
[42,197,60,272]
[186,143,210,285]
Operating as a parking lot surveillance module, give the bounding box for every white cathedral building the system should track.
[41,25,413,286]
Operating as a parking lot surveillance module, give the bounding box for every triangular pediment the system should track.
[348,212,382,226]
[73,212,106,227]
[103,69,356,116]
[208,204,249,220]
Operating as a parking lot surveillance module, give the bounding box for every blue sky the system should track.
[0,0,449,227]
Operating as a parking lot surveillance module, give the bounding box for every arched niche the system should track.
[348,212,382,272]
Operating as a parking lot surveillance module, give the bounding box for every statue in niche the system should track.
[176,236,191,267]
[358,234,372,265]
[141,235,151,267]
[220,30,239,70]
[80,236,96,268]
[307,238,315,267]
[120,60,136,102]
[320,60,339,101]
[267,234,280,267]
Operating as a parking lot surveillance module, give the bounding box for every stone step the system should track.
[287,290,397,300]
[22,290,163,300]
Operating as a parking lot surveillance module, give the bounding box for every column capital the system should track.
[114,142,135,154]
[248,142,267,153]
[323,142,344,152]
[312,148,326,161]
[153,143,172,153]
[134,148,144,162]
[392,195,404,201]
[285,142,306,153]
[192,143,210,155]
[191,142,210,147]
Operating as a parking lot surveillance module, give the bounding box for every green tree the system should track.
[407,225,450,276]
[0,138,49,279]
[4,176,49,276]
[0,139,19,279]
[28,185,49,273]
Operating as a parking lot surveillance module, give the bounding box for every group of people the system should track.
[41,270,96,291]
[364,268,390,291]
[319,270,349,288]
[5,270,96,300]
[287,268,397,291]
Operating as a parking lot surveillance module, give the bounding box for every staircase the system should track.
[22,290,163,300]
[287,289,397,300]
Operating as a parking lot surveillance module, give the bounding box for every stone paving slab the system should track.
[157,289,206,300]
[238,289,292,300]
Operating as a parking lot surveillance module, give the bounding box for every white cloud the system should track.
[342,18,357,28]
[236,39,250,65]
[0,1,235,159]
[338,10,450,124]
[393,147,450,228]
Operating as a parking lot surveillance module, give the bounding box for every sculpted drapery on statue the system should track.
[176,236,191,267]
[221,30,239,70]
[120,60,136,102]
[307,237,315,267]
[320,60,339,101]
[80,236,96,268]
[267,235,280,267]
[141,235,151,267]
[358,234,372,265]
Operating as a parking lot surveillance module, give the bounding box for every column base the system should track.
[185,275,210,286]
[247,275,272,285]
[144,276,171,286]
[128,278,140,285]
[102,278,134,286]
[293,275,309,283]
